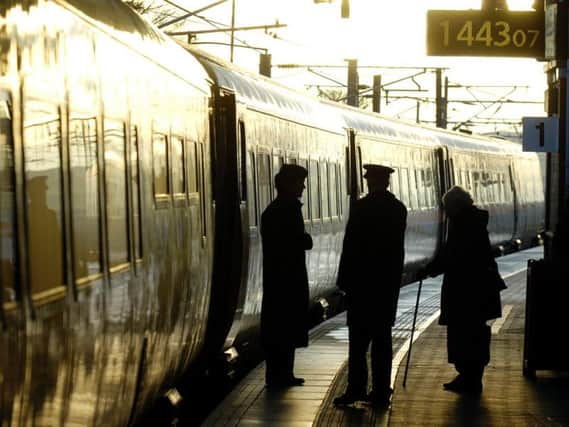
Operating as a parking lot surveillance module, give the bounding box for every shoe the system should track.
[266,376,305,388]
[443,375,464,390]
[365,389,392,407]
[443,376,482,393]
[287,376,305,386]
[333,392,366,406]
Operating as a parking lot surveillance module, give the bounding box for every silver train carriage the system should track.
[1,0,214,425]
[186,46,545,362]
[0,0,545,425]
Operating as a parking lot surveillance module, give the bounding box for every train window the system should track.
[1,92,16,301]
[422,170,430,208]
[481,172,488,203]
[197,143,207,237]
[69,116,101,279]
[390,168,401,199]
[130,126,142,260]
[238,122,247,202]
[247,151,257,226]
[416,170,425,209]
[273,155,283,178]
[471,172,478,201]
[400,168,410,208]
[329,163,338,217]
[497,173,504,202]
[503,173,510,202]
[23,99,65,296]
[299,158,309,219]
[320,162,330,219]
[481,174,488,203]
[493,175,499,202]
[425,169,434,208]
[171,135,186,195]
[356,147,363,194]
[187,141,198,194]
[499,173,506,202]
[309,160,320,220]
[104,120,128,268]
[486,173,494,203]
[153,132,169,196]
[338,163,344,216]
[480,172,486,198]
[495,173,501,202]
[494,173,501,203]
[409,170,419,210]
[344,146,351,196]
[258,153,272,213]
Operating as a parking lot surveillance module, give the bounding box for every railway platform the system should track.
[202,246,569,426]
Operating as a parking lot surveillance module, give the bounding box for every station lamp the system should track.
[341,0,349,18]
[313,0,349,18]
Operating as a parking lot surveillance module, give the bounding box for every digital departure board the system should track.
[427,10,545,58]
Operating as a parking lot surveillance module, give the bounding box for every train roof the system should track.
[181,45,527,156]
[334,104,441,148]
[433,127,523,155]
[182,45,346,134]
[42,0,211,94]
[322,97,525,154]
[331,101,526,155]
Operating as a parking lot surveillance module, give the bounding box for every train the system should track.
[0,0,545,425]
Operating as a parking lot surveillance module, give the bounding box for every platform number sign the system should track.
[427,10,545,58]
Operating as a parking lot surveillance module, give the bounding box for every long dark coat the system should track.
[260,196,313,350]
[337,190,407,327]
[427,206,503,326]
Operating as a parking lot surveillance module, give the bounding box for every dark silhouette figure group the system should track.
[260,162,503,408]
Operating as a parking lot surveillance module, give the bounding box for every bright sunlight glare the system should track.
[181,0,545,135]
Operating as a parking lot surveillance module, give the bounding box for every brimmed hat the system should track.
[363,164,394,179]
[276,164,308,182]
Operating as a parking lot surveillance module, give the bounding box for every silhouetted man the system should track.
[334,164,407,407]
[261,164,313,387]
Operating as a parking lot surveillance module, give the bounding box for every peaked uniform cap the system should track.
[276,164,308,181]
[363,164,394,178]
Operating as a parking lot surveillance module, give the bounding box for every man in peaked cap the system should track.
[362,164,395,178]
[334,163,407,407]
[260,163,313,387]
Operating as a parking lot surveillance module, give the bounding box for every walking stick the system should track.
[403,278,423,388]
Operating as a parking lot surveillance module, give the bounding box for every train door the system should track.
[0,88,17,423]
[205,88,246,357]
[509,162,522,245]
[346,128,361,208]
[435,146,452,247]
[222,118,251,351]
[0,88,16,327]
[437,146,452,193]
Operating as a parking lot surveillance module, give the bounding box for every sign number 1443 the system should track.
[440,20,540,48]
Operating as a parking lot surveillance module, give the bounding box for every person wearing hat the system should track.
[334,163,407,407]
[260,164,313,387]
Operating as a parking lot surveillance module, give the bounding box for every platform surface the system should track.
[203,247,569,426]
